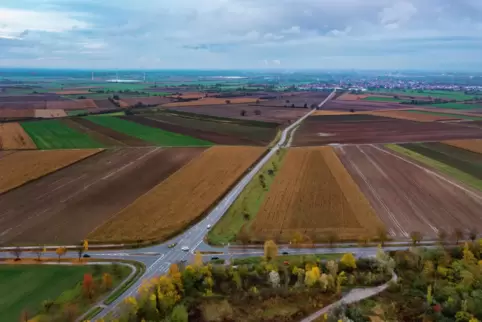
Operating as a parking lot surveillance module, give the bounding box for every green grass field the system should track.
[232,253,343,266]
[21,120,105,149]
[84,116,212,146]
[370,89,476,101]
[405,110,482,121]
[424,103,482,110]
[386,144,482,191]
[207,149,287,245]
[91,111,125,117]
[0,265,91,321]
[362,96,403,102]
[67,110,89,116]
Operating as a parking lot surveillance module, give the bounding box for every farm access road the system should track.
[2,91,346,319]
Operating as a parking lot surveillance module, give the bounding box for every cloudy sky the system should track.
[0,0,481,70]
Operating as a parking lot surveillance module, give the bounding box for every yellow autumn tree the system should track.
[157,276,181,311]
[305,266,321,287]
[340,253,357,270]
[55,247,67,262]
[102,273,113,290]
[193,251,203,267]
[264,240,278,261]
[463,242,476,265]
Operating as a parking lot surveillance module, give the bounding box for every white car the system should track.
[181,246,189,252]
[207,224,211,229]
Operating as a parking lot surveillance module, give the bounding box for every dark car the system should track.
[282,251,289,255]
[211,256,220,260]
[83,254,91,258]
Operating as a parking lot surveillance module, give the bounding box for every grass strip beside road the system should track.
[84,115,212,146]
[83,306,103,320]
[385,144,482,191]
[104,261,146,305]
[232,253,344,266]
[207,149,287,246]
[21,119,105,149]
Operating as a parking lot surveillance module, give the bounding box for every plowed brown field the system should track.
[89,146,265,242]
[0,149,101,194]
[0,123,36,150]
[368,110,456,122]
[442,139,482,154]
[335,145,482,238]
[251,147,383,242]
[34,109,67,118]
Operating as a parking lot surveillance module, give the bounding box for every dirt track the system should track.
[69,117,149,146]
[293,115,482,146]
[0,147,204,244]
[335,145,482,238]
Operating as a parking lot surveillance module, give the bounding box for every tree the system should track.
[291,231,304,246]
[171,304,189,322]
[410,231,423,246]
[469,229,477,243]
[32,248,42,261]
[463,242,476,265]
[268,270,280,288]
[194,251,203,267]
[56,247,67,262]
[102,272,113,290]
[453,228,464,245]
[11,247,22,261]
[259,174,266,189]
[437,229,448,246]
[340,253,357,270]
[377,227,389,247]
[255,99,260,104]
[19,310,30,322]
[43,300,54,313]
[254,109,261,115]
[264,240,278,261]
[326,232,339,248]
[326,260,338,277]
[304,266,321,287]
[83,273,95,300]
[77,247,84,261]
[240,109,247,116]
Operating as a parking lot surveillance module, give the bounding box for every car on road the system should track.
[211,256,220,260]
[83,254,91,258]
[282,251,289,255]
[207,224,211,229]
[168,243,177,248]
[180,259,187,263]
[181,246,189,252]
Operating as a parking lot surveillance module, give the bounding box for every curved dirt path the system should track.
[299,272,398,322]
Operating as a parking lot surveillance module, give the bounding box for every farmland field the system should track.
[84,116,212,146]
[0,123,36,150]
[34,109,67,118]
[122,113,278,146]
[21,119,105,149]
[399,142,482,181]
[404,110,482,121]
[0,149,100,194]
[362,96,403,102]
[292,114,482,146]
[367,110,457,122]
[0,265,90,322]
[443,139,482,154]
[250,147,383,242]
[162,97,261,107]
[88,146,265,243]
[427,103,482,110]
[0,147,204,244]
[370,89,476,101]
[336,145,482,238]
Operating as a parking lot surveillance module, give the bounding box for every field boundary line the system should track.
[375,145,482,201]
[0,148,105,197]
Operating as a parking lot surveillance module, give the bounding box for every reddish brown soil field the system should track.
[69,117,149,146]
[335,144,482,238]
[120,115,265,145]
[55,90,91,95]
[60,119,126,147]
[0,147,205,244]
[0,102,47,109]
[0,95,64,103]
[162,97,261,107]
[34,109,67,118]
[168,104,307,124]
[93,99,118,109]
[0,109,35,118]
[120,96,173,106]
[46,100,99,110]
[292,115,482,146]
[321,100,408,112]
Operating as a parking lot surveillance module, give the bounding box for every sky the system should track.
[0,0,481,70]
